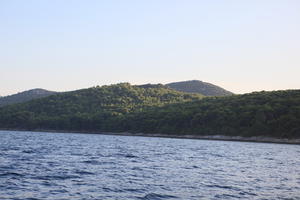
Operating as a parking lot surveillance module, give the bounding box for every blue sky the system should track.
[1,0,299,95]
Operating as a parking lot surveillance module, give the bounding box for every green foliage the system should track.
[0,83,203,131]
[0,84,299,139]
[121,90,300,138]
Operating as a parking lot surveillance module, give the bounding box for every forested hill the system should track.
[0,85,299,139]
[0,83,203,130]
[119,90,300,138]
[166,80,233,96]
[0,89,56,107]
[0,80,231,107]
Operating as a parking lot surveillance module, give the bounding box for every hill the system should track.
[119,90,300,138]
[0,84,299,139]
[0,83,203,130]
[0,89,56,107]
[166,80,233,96]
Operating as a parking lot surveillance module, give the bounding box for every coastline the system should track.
[1,128,300,145]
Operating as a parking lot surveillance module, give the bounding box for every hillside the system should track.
[0,83,203,130]
[166,80,233,96]
[0,89,56,107]
[119,90,300,138]
[0,84,299,139]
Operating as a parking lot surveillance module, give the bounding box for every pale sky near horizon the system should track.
[1,0,300,96]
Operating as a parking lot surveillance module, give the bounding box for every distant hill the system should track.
[0,83,203,131]
[166,80,233,96]
[0,85,299,139]
[0,89,57,107]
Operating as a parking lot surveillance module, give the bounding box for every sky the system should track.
[1,0,300,96]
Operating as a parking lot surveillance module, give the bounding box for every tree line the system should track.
[0,83,299,138]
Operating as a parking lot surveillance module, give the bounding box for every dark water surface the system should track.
[0,130,299,200]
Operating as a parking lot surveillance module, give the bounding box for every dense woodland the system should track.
[0,83,202,131]
[120,90,300,138]
[0,80,231,107]
[0,83,299,138]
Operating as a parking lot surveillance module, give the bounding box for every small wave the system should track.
[102,187,123,193]
[208,153,224,157]
[0,165,16,170]
[22,150,35,154]
[139,193,178,200]
[74,170,94,175]
[123,188,146,193]
[114,153,138,158]
[238,191,257,196]
[82,160,101,165]
[41,181,59,187]
[50,189,69,194]
[0,172,24,177]
[214,193,242,199]
[184,165,199,169]
[264,157,275,161]
[33,175,80,180]
[205,184,241,191]
[125,154,138,158]
[100,161,115,165]
[131,167,143,171]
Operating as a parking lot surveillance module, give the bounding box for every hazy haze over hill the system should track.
[166,80,233,96]
[0,89,56,107]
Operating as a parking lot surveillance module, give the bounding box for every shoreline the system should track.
[1,128,300,145]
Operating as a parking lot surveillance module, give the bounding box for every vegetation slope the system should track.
[120,90,300,138]
[0,83,299,139]
[0,83,203,131]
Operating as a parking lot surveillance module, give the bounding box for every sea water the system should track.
[0,130,299,200]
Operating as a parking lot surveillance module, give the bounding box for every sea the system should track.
[0,130,299,200]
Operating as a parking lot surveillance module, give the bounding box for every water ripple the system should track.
[0,130,299,200]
